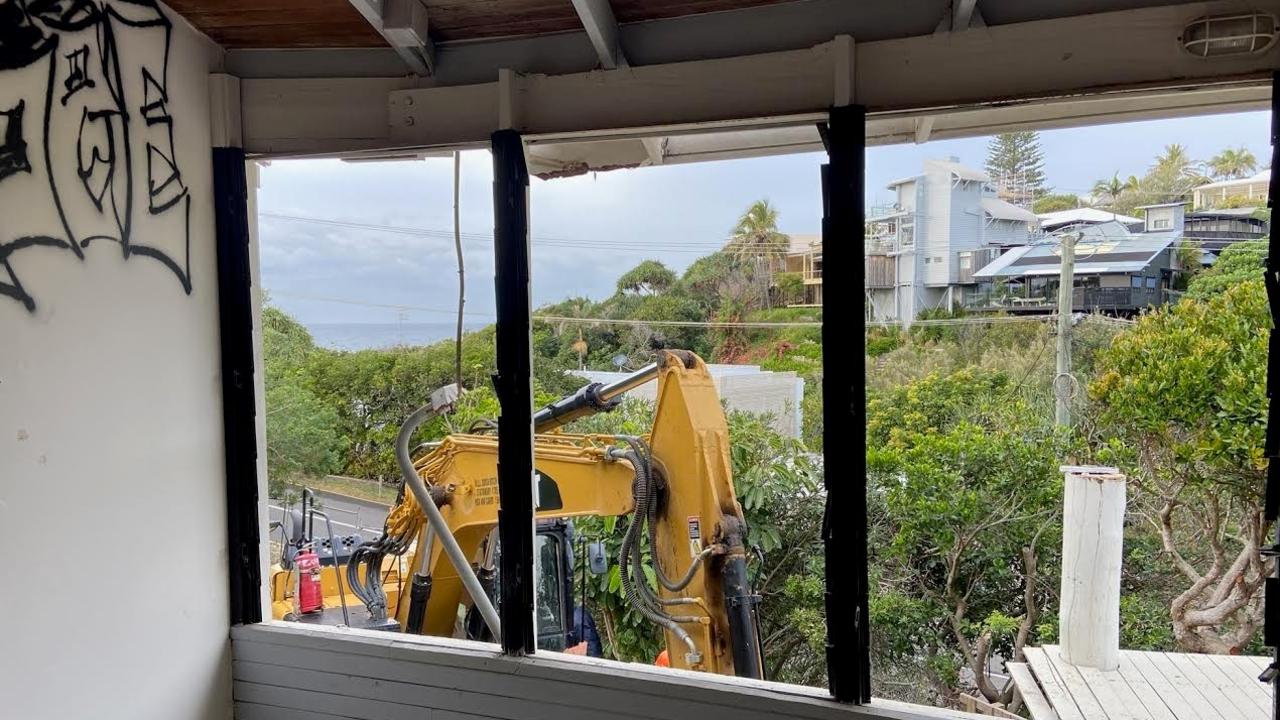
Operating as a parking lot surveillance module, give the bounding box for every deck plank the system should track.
[1074,661,1156,720]
[1194,654,1267,718]
[1023,646,1270,720]
[1136,651,1221,720]
[1040,647,1110,720]
[1043,646,1145,720]
[1211,656,1271,712]
[1165,652,1250,720]
[1025,647,1088,720]
[1009,662,1060,720]
[1124,652,1208,720]
[1115,654,1179,720]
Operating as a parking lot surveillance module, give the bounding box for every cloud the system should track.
[257,150,822,324]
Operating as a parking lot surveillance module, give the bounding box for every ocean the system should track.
[307,322,480,351]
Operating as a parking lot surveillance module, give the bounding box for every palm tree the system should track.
[728,200,789,262]
[1207,147,1258,180]
[1092,174,1126,206]
[1147,144,1209,204]
[1154,143,1194,175]
[727,200,790,309]
[1091,173,1141,209]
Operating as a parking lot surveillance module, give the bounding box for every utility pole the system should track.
[1055,233,1077,427]
[452,150,465,391]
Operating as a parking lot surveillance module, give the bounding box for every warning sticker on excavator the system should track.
[687,516,701,559]
[474,476,497,507]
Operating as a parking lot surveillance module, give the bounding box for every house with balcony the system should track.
[1183,208,1270,253]
[969,204,1207,315]
[1138,201,1266,258]
[783,233,823,306]
[1193,169,1271,209]
[864,158,1042,323]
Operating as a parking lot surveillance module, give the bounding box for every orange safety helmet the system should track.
[655,649,670,667]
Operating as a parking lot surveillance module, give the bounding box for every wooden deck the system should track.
[1009,645,1271,720]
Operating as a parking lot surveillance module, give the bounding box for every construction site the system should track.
[4,1,1280,719]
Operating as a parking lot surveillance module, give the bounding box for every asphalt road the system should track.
[267,489,390,544]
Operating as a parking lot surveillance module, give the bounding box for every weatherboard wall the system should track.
[232,623,974,720]
[0,3,231,719]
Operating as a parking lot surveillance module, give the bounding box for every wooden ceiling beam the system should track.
[570,0,626,69]
[348,0,436,75]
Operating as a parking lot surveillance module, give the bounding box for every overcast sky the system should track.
[258,110,1270,325]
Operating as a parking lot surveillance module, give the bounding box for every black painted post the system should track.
[214,147,262,625]
[822,104,870,703]
[491,129,537,655]
[1262,72,1280,720]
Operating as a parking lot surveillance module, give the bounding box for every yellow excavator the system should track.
[268,350,764,678]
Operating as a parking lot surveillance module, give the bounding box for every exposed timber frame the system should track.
[236,1,1280,159]
[348,0,436,76]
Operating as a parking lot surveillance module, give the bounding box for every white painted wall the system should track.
[920,164,952,287]
[0,4,231,718]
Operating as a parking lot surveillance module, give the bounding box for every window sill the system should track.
[230,621,970,720]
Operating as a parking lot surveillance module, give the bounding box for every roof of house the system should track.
[930,159,990,183]
[1135,201,1189,210]
[1010,645,1270,720]
[974,226,1172,278]
[886,159,989,188]
[1188,208,1267,220]
[786,233,821,255]
[1195,169,1270,190]
[885,174,922,188]
[982,197,1040,223]
[1038,207,1142,229]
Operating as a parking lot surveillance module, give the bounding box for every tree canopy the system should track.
[1092,282,1270,653]
[985,132,1047,204]
[1031,193,1082,213]
[1207,147,1258,180]
[616,259,677,296]
[868,369,1065,703]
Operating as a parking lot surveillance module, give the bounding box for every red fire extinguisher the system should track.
[295,546,323,615]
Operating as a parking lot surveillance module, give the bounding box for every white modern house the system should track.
[1193,169,1271,209]
[865,159,1041,323]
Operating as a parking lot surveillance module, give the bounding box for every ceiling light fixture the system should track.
[1180,12,1278,58]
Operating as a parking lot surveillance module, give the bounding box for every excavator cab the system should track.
[460,520,577,652]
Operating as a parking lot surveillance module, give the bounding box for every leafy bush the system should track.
[1185,244,1266,300]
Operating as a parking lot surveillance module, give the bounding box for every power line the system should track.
[273,290,1145,332]
[537,314,821,329]
[268,291,823,328]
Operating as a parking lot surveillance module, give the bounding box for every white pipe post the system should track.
[1058,465,1126,670]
